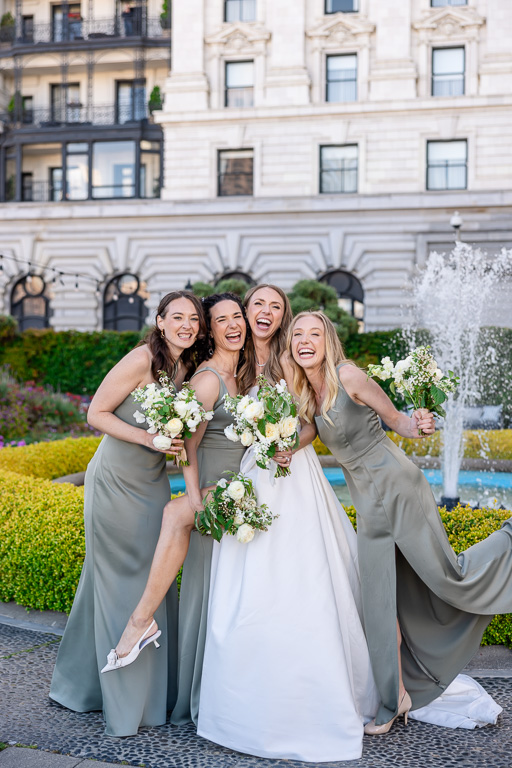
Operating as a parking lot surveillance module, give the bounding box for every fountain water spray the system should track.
[410,242,511,507]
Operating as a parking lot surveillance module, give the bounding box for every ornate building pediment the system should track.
[413,7,485,40]
[307,15,375,50]
[205,23,271,53]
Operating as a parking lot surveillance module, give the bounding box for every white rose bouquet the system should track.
[132,372,214,466]
[367,346,459,433]
[223,375,299,478]
[195,472,278,543]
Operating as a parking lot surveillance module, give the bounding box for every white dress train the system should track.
[197,444,379,762]
[197,445,501,762]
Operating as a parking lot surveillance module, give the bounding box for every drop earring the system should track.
[160,329,166,339]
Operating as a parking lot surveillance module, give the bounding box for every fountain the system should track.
[409,240,512,509]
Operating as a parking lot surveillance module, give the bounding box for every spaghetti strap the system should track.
[190,366,226,410]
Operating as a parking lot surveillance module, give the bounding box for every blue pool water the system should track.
[170,468,512,509]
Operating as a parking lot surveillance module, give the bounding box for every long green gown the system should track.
[170,366,246,726]
[50,393,179,737]
[315,365,512,726]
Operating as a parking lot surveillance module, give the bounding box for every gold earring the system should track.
[160,329,165,339]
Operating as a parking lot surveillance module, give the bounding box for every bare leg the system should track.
[115,490,209,657]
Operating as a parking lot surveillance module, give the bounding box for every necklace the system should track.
[255,357,268,368]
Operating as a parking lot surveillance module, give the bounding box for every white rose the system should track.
[224,424,240,442]
[435,368,443,380]
[244,401,265,421]
[133,410,146,424]
[147,425,158,434]
[174,400,190,418]
[279,416,298,439]
[394,360,410,375]
[236,523,255,544]
[236,395,251,414]
[227,480,245,501]
[265,422,280,441]
[152,435,173,451]
[427,360,438,375]
[233,513,245,526]
[240,429,255,447]
[165,418,183,438]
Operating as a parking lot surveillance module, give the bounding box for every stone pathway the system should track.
[1,623,511,768]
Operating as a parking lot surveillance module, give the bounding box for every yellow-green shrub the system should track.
[0,470,85,612]
[0,436,102,480]
[315,430,512,460]
[345,503,512,648]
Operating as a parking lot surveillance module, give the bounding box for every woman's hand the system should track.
[274,448,293,468]
[410,409,436,438]
[143,433,185,455]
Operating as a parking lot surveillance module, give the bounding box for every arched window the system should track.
[10,274,51,331]
[319,269,364,324]
[103,273,148,331]
[214,270,256,287]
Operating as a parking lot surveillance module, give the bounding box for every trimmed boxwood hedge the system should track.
[0,438,510,646]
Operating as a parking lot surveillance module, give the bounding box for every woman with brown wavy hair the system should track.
[49,291,206,738]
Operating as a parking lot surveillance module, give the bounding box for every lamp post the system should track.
[185,279,193,291]
[450,211,463,241]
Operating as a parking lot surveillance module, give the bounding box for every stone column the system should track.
[264,0,310,106]
[165,0,209,111]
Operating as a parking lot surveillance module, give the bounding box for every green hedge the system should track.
[0,436,102,479]
[0,327,140,396]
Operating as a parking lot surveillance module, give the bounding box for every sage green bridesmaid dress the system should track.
[315,364,512,726]
[171,367,246,726]
[50,393,179,737]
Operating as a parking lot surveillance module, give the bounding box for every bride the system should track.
[197,285,501,762]
[197,285,379,761]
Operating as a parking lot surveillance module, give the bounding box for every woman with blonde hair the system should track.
[289,310,511,736]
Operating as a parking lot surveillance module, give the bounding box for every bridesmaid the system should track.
[288,311,512,735]
[49,291,205,737]
[105,293,247,726]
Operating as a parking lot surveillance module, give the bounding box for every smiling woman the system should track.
[103,293,249,727]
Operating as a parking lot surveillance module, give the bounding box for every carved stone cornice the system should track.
[306,14,375,51]
[413,7,485,42]
[205,22,271,54]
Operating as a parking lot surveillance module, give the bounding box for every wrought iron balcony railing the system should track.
[0,15,170,47]
[2,103,150,128]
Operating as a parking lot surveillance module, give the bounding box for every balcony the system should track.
[0,15,170,51]
[1,103,151,130]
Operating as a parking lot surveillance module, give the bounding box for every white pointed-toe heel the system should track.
[101,620,161,674]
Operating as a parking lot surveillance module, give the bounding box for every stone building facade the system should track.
[0,0,511,331]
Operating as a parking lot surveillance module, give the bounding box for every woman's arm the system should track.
[338,365,435,439]
[181,369,220,511]
[87,345,182,454]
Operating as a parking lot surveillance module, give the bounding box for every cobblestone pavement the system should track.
[1,624,511,768]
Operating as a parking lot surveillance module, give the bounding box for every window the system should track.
[22,16,34,43]
[120,2,144,36]
[225,61,254,107]
[225,0,256,22]
[92,141,136,198]
[431,0,467,6]
[325,0,358,12]
[116,80,147,124]
[319,269,364,324]
[50,168,63,202]
[103,273,148,331]
[140,140,162,199]
[320,145,358,194]
[22,96,33,124]
[427,140,467,190]
[326,54,357,102]
[218,149,253,196]
[66,142,89,200]
[432,48,464,97]
[51,83,81,123]
[11,275,51,331]
[22,173,33,202]
[52,4,82,41]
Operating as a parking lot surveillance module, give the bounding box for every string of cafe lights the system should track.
[0,252,170,304]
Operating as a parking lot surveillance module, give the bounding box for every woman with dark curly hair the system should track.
[102,293,248,726]
[50,291,205,737]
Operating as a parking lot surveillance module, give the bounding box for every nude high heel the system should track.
[101,620,161,673]
[364,691,412,736]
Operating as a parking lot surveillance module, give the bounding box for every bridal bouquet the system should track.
[223,376,300,478]
[367,346,458,431]
[195,472,278,543]
[132,372,214,466]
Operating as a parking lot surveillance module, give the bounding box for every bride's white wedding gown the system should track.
[197,444,501,762]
